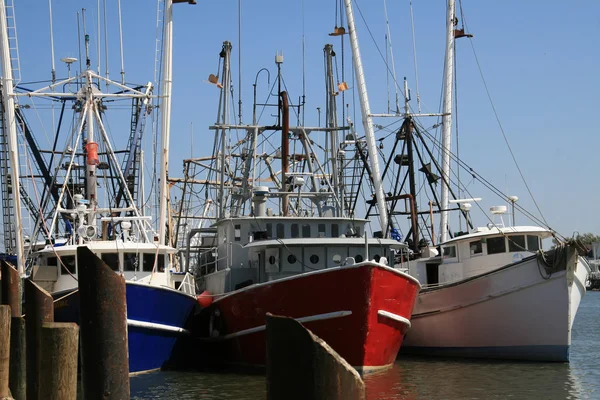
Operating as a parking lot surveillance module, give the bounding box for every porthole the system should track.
[355,254,364,263]
[287,254,297,264]
[373,254,381,263]
[310,254,319,264]
[332,254,342,264]
[269,256,276,265]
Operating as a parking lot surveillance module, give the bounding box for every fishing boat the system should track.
[0,0,199,373]
[365,0,591,361]
[178,1,420,372]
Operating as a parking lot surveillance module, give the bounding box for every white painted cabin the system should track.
[410,226,552,286]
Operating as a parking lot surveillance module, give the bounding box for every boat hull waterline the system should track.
[54,281,197,374]
[402,251,589,361]
[198,262,420,372]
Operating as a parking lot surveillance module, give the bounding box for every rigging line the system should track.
[453,39,462,230]
[238,0,243,124]
[408,0,421,113]
[103,0,109,85]
[117,0,125,83]
[462,22,549,228]
[417,125,557,234]
[352,0,405,110]
[383,0,399,113]
[97,0,101,77]
[48,0,56,82]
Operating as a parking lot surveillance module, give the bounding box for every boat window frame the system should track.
[469,240,483,256]
[442,245,457,260]
[276,223,285,239]
[60,255,76,276]
[291,224,299,238]
[302,224,311,238]
[508,235,526,252]
[486,236,507,255]
[123,252,138,272]
[527,235,541,251]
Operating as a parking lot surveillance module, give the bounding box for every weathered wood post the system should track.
[25,280,53,400]
[266,313,365,400]
[1,262,25,400]
[1,261,20,315]
[39,323,78,400]
[77,246,130,400]
[0,305,11,399]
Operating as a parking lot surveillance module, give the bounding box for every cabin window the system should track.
[234,225,241,241]
[355,254,364,263]
[47,256,57,267]
[318,224,326,238]
[265,223,273,238]
[487,237,506,254]
[527,235,540,251]
[60,256,76,276]
[287,254,297,264]
[276,223,285,239]
[442,246,457,259]
[310,254,320,264]
[101,253,120,271]
[332,254,342,265]
[123,253,138,271]
[142,253,165,272]
[331,224,339,237]
[373,254,381,263]
[302,224,311,238]
[470,241,483,255]
[508,235,526,252]
[291,224,299,238]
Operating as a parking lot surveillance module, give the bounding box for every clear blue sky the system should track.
[13,0,600,239]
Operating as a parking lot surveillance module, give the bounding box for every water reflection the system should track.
[364,357,584,400]
[129,293,599,399]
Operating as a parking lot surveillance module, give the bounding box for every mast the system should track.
[440,0,455,243]
[324,44,341,216]
[343,0,389,235]
[158,0,173,245]
[0,0,24,274]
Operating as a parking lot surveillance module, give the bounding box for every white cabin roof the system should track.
[244,237,407,249]
[442,225,552,246]
[35,241,177,256]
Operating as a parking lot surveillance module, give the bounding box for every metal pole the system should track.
[440,0,455,243]
[0,0,25,274]
[158,0,173,245]
[343,0,389,236]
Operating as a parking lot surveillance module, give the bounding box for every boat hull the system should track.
[53,282,197,374]
[195,263,420,372]
[402,250,589,361]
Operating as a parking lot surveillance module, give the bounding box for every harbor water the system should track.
[131,291,600,399]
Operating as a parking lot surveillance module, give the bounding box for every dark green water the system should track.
[131,292,600,399]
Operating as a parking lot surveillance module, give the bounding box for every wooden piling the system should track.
[39,323,78,400]
[77,246,130,400]
[0,305,11,399]
[266,313,366,400]
[1,262,25,400]
[0,261,20,317]
[25,279,54,400]
[9,317,25,400]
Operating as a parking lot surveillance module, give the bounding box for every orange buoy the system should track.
[86,142,99,165]
[197,290,213,308]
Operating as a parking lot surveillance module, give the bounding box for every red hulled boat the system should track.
[201,261,420,372]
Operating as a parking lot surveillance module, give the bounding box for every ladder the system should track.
[0,85,15,253]
[4,0,21,87]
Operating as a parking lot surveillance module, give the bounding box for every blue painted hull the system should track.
[53,282,197,373]
[401,345,570,362]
